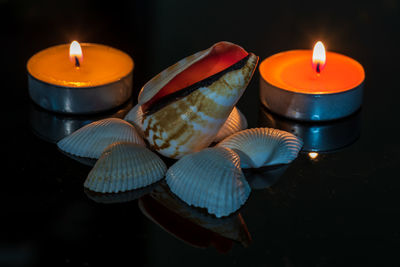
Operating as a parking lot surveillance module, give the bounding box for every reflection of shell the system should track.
[166,147,251,218]
[139,196,222,250]
[140,42,258,159]
[124,103,144,135]
[57,118,145,159]
[58,150,97,167]
[214,106,247,142]
[146,182,252,247]
[84,183,158,204]
[84,142,167,193]
[217,128,303,168]
[243,165,288,190]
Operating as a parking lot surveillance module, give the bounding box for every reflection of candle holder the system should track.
[29,100,133,143]
[139,182,251,251]
[258,105,361,152]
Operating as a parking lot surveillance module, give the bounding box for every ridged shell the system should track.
[57,118,145,159]
[214,106,247,142]
[123,103,144,136]
[165,147,251,218]
[84,142,167,193]
[217,128,303,168]
[141,42,258,159]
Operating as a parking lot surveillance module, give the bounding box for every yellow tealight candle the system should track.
[27,41,134,114]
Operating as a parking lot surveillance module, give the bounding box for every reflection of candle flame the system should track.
[69,41,83,67]
[312,41,326,74]
[308,152,319,160]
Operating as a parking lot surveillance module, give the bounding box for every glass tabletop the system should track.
[2,0,400,266]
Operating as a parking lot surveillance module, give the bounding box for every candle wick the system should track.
[316,62,321,74]
[74,56,80,68]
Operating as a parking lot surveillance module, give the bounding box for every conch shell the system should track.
[138,41,258,158]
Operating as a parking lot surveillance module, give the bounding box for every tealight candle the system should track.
[27,41,134,114]
[259,41,365,121]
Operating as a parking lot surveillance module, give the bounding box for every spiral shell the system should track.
[139,41,258,159]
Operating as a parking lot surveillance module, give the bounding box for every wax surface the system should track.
[259,50,364,94]
[27,43,133,87]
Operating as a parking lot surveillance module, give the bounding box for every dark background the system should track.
[2,0,400,266]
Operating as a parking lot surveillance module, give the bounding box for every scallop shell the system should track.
[217,128,303,168]
[214,106,247,142]
[165,147,251,218]
[123,103,144,136]
[140,41,258,158]
[57,118,145,159]
[84,142,167,193]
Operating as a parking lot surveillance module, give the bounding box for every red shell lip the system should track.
[143,54,252,116]
[142,43,249,113]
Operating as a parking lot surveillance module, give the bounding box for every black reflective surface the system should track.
[3,0,400,266]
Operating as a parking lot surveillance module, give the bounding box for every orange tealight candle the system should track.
[259,41,365,121]
[27,41,134,114]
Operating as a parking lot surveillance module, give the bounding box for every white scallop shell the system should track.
[57,118,145,159]
[165,147,251,218]
[84,142,167,193]
[217,128,303,168]
[123,103,144,135]
[214,106,247,142]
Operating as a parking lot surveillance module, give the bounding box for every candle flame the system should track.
[69,41,82,66]
[312,41,326,74]
[308,152,319,160]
